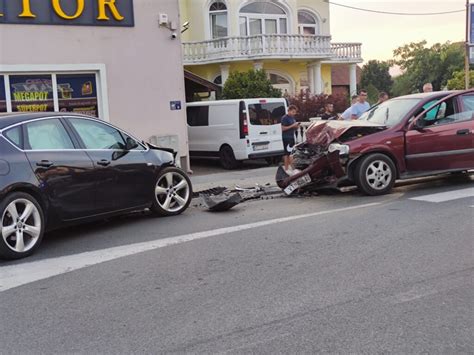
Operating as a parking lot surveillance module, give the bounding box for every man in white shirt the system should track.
[340,95,358,121]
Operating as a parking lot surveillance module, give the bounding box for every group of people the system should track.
[280,82,434,173]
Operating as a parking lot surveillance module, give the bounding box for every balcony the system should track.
[182,34,362,65]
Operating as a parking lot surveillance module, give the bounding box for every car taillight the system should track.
[242,117,248,135]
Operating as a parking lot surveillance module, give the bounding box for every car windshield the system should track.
[359,98,422,127]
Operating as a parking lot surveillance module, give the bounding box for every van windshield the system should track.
[248,103,286,126]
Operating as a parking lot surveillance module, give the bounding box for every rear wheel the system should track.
[355,154,396,196]
[219,145,241,170]
[151,167,193,216]
[0,192,45,260]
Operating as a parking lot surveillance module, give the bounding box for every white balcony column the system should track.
[307,64,315,93]
[253,61,264,71]
[349,64,357,96]
[220,64,230,85]
[313,61,322,95]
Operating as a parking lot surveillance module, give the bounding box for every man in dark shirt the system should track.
[281,105,299,173]
[320,103,337,120]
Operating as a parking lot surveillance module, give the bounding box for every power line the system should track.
[324,0,464,16]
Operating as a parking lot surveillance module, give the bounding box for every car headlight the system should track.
[328,143,350,155]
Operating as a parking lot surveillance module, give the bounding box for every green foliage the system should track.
[447,70,474,90]
[393,41,465,92]
[391,73,413,96]
[288,90,349,121]
[365,84,379,105]
[360,60,393,94]
[222,69,282,99]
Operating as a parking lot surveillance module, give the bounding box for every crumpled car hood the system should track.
[304,120,387,148]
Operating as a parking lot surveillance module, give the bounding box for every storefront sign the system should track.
[470,3,474,45]
[10,75,55,112]
[0,0,134,27]
[57,74,98,117]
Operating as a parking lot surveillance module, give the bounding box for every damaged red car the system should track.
[276,90,474,195]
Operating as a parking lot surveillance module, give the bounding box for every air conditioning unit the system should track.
[148,135,181,167]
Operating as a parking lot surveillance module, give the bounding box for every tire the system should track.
[0,192,45,260]
[355,154,396,196]
[219,145,241,170]
[151,167,193,216]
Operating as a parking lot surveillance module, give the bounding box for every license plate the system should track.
[283,174,312,195]
[253,144,268,151]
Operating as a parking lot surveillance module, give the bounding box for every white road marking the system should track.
[0,202,381,292]
[409,187,474,203]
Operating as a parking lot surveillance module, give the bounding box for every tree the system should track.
[360,60,393,94]
[447,70,474,90]
[391,73,413,96]
[222,69,281,99]
[288,90,348,121]
[393,41,464,92]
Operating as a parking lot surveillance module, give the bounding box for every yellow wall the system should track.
[186,61,333,95]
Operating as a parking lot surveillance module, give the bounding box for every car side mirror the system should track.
[125,137,139,150]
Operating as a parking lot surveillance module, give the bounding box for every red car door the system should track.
[405,91,474,172]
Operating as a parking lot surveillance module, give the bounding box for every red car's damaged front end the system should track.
[276,120,387,194]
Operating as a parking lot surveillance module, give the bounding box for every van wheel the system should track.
[355,154,396,196]
[219,146,240,170]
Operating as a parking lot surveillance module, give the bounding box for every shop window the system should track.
[0,76,6,112]
[57,74,99,118]
[10,75,54,113]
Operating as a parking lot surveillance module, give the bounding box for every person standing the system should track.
[376,91,389,105]
[340,95,358,121]
[320,103,337,120]
[351,90,371,120]
[423,83,433,93]
[281,105,299,173]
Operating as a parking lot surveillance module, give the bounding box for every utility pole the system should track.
[466,0,470,89]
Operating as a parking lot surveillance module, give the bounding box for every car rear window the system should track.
[3,126,22,149]
[248,103,285,126]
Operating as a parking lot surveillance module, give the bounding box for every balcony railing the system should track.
[183,34,361,65]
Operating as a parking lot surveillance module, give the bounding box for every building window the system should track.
[57,74,99,117]
[0,76,6,112]
[1,72,100,118]
[209,1,228,39]
[298,10,319,35]
[10,75,55,113]
[240,1,288,36]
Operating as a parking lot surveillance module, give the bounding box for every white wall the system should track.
[0,0,189,167]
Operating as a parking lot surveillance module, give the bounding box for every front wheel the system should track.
[0,192,45,260]
[355,154,396,196]
[151,167,193,216]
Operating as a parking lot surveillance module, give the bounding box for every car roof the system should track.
[0,112,94,130]
[393,90,461,100]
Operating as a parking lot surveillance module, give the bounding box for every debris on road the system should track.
[200,192,243,212]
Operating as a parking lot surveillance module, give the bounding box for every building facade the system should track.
[0,0,190,169]
[179,0,362,97]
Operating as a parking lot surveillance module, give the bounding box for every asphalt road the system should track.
[1,173,473,354]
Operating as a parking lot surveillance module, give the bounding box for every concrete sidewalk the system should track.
[190,166,278,192]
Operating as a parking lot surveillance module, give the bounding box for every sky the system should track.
[329,0,466,72]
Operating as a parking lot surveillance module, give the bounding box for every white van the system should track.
[186,98,286,169]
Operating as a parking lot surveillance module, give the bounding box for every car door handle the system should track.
[97,159,111,166]
[456,129,471,136]
[36,160,53,168]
